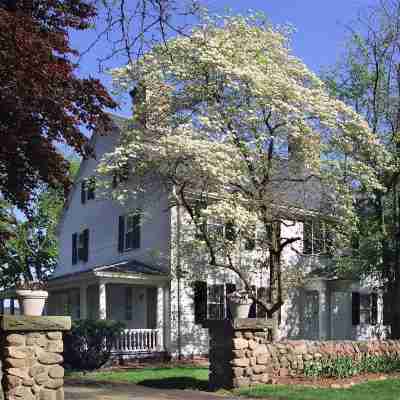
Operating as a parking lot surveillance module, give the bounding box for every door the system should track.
[302,290,319,339]
[331,291,352,339]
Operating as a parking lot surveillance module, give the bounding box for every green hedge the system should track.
[304,354,400,379]
[63,319,125,371]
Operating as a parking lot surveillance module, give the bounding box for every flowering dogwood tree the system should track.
[99,15,388,318]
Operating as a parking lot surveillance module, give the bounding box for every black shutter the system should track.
[82,229,89,262]
[118,216,125,252]
[226,283,236,320]
[81,181,86,204]
[72,233,78,265]
[194,281,207,324]
[352,292,360,326]
[383,291,393,325]
[225,221,236,241]
[371,293,378,325]
[132,214,141,249]
[248,285,257,318]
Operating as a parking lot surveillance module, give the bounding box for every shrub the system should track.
[63,319,125,370]
[304,354,400,378]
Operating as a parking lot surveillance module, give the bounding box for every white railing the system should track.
[113,329,160,353]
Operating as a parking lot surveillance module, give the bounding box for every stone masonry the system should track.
[0,315,71,400]
[206,318,400,389]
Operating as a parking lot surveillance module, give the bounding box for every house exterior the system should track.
[47,116,389,358]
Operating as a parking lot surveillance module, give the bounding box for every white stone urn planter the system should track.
[229,301,252,319]
[228,290,253,319]
[16,290,48,316]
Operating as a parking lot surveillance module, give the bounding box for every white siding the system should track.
[55,126,171,278]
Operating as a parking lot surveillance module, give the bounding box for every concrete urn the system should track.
[16,289,48,316]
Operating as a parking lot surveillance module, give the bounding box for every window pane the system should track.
[360,294,371,324]
[208,303,224,320]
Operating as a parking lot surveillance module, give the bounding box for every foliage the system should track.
[0,0,116,211]
[304,355,400,379]
[100,13,387,317]
[323,0,400,337]
[235,379,400,400]
[0,159,79,288]
[63,319,125,371]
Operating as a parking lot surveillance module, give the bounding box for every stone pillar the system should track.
[205,319,275,390]
[98,282,107,320]
[0,315,71,400]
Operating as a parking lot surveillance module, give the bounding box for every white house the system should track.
[46,116,389,358]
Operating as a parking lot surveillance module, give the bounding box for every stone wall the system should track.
[0,315,71,400]
[206,319,400,389]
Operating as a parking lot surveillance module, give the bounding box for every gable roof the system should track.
[56,114,129,236]
[49,258,168,281]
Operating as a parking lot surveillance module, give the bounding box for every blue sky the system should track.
[71,0,377,116]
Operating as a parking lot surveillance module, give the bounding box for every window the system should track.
[352,292,377,326]
[112,163,130,188]
[81,177,96,204]
[72,229,89,264]
[244,226,256,251]
[207,285,225,320]
[303,220,333,255]
[118,212,141,252]
[193,281,236,323]
[87,177,96,200]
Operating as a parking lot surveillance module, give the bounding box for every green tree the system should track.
[324,0,400,337]
[0,159,79,289]
[100,14,385,319]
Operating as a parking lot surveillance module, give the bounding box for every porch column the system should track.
[318,283,329,340]
[99,282,107,320]
[157,285,165,351]
[80,284,88,319]
[163,283,171,352]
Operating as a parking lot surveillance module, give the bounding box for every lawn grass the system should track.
[66,366,209,390]
[235,379,400,400]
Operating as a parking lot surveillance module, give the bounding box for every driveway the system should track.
[65,383,243,400]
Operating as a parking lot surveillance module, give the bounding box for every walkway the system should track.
[65,383,243,400]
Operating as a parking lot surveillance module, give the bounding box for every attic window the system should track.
[81,177,96,203]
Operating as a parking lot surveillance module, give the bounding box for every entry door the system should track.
[303,290,319,339]
[331,291,352,339]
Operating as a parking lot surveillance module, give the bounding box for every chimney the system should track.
[288,134,320,176]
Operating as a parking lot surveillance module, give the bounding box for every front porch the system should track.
[46,262,171,355]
